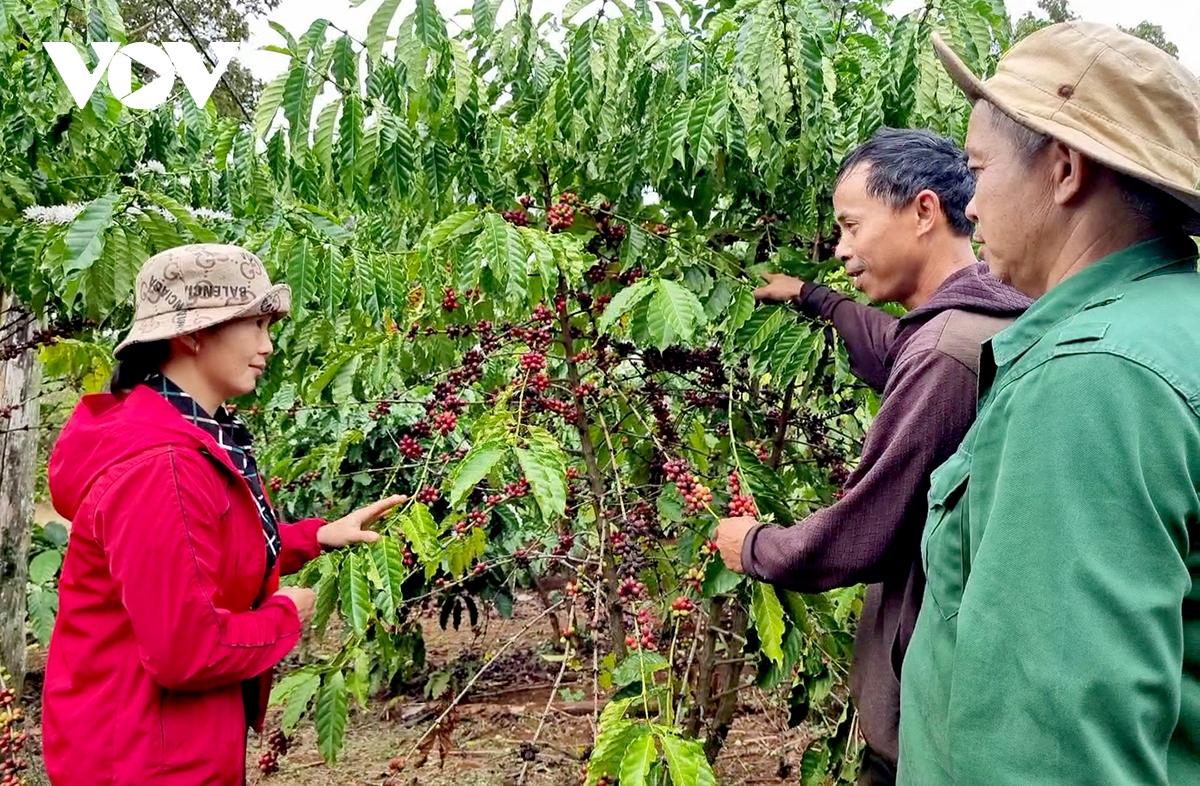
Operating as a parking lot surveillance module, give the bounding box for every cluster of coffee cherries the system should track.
[395,375,472,454]
[798,411,850,489]
[591,202,627,249]
[256,728,289,775]
[547,192,580,233]
[500,209,530,227]
[616,266,643,286]
[399,434,424,459]
[829,460,850,490]
[639,345,711,375]
[0,674,26,786]
[606,503,659,580]
[447,346,488,389]
[618,501,659,540]
[663,458,713,516]
[585,261,609,284]
[399,540,416,568]
[642,384,678,443]
[268,469,322,494]
[670,596,697,617]
[480,477,533,512]
[0,321,78,361]
[432,410,458,435]
[501,195,538,227]
[618,577,647,600]
[519,350,546,373]
[501,477,532,501]
[551,533,575,557]
[727,471,758,517]
[624,607,659,651]
[584,261,643,287]
[441,287,460,312]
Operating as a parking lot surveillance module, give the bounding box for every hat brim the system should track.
[932,33,1200,235]
[114,283,291,358]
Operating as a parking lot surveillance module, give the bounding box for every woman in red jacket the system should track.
[43,243,403,784]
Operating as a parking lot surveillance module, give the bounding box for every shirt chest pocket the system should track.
[921,450,972,621]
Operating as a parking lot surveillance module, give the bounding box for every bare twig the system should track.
[516,614,574,785]
[400,600,565,764]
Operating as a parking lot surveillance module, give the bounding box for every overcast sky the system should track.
[240,0,1199,83]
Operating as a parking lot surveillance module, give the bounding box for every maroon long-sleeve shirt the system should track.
[741,264,1030,763]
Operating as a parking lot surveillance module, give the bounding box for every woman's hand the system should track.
[274,586,316,625]
[316,494,408,549]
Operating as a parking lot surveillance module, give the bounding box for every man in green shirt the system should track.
[898,21,1200,786]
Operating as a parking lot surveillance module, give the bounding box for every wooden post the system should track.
[0,293,42,696]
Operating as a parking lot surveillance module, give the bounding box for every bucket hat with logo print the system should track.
[114,243,291,357]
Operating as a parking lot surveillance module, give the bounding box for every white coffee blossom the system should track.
[22,202,88,225]
[189,207,235,222]
[132,160,168,177]
[126,203,178,222]
[178,175,192,189]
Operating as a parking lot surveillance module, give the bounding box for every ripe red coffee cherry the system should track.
[501,209,530,227]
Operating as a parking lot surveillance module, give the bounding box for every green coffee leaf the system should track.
[515,426,567,522]
[660,734,716,786]
[751,582,786,666]
[315,670,349,764]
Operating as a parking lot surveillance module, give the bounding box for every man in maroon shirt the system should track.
[715,128,1029,784]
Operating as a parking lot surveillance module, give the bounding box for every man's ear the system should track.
[1050,142,1090,206]
[913,189,943,236]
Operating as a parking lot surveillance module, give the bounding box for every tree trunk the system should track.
[703,603,749,762]
[0,294,42,694]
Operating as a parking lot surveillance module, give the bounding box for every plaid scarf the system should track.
[147,374,281,573]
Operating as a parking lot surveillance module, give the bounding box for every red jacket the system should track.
[43,384,324,784]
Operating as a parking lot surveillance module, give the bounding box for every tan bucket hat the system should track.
[932,22,1200,234]
[115,243,291,357]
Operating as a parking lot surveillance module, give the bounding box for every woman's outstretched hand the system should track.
[316,494,408,548]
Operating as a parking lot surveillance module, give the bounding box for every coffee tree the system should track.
[0,0,1009,781]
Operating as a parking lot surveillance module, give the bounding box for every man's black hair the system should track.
[836,127,975,236]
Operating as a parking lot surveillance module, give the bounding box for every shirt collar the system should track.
[987,235,1199,369]
[148,374,254,452]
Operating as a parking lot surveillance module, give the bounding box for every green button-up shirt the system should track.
[898,236,1200,785]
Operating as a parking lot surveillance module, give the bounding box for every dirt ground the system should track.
[19,595,816,786]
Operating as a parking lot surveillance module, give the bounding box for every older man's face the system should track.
[964,103,1054,297]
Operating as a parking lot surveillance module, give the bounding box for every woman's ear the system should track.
[167,334,200,357]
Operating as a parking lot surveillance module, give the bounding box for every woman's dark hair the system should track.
[109,340,171,392]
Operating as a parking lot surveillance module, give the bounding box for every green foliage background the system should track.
[0,0,1046,780]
